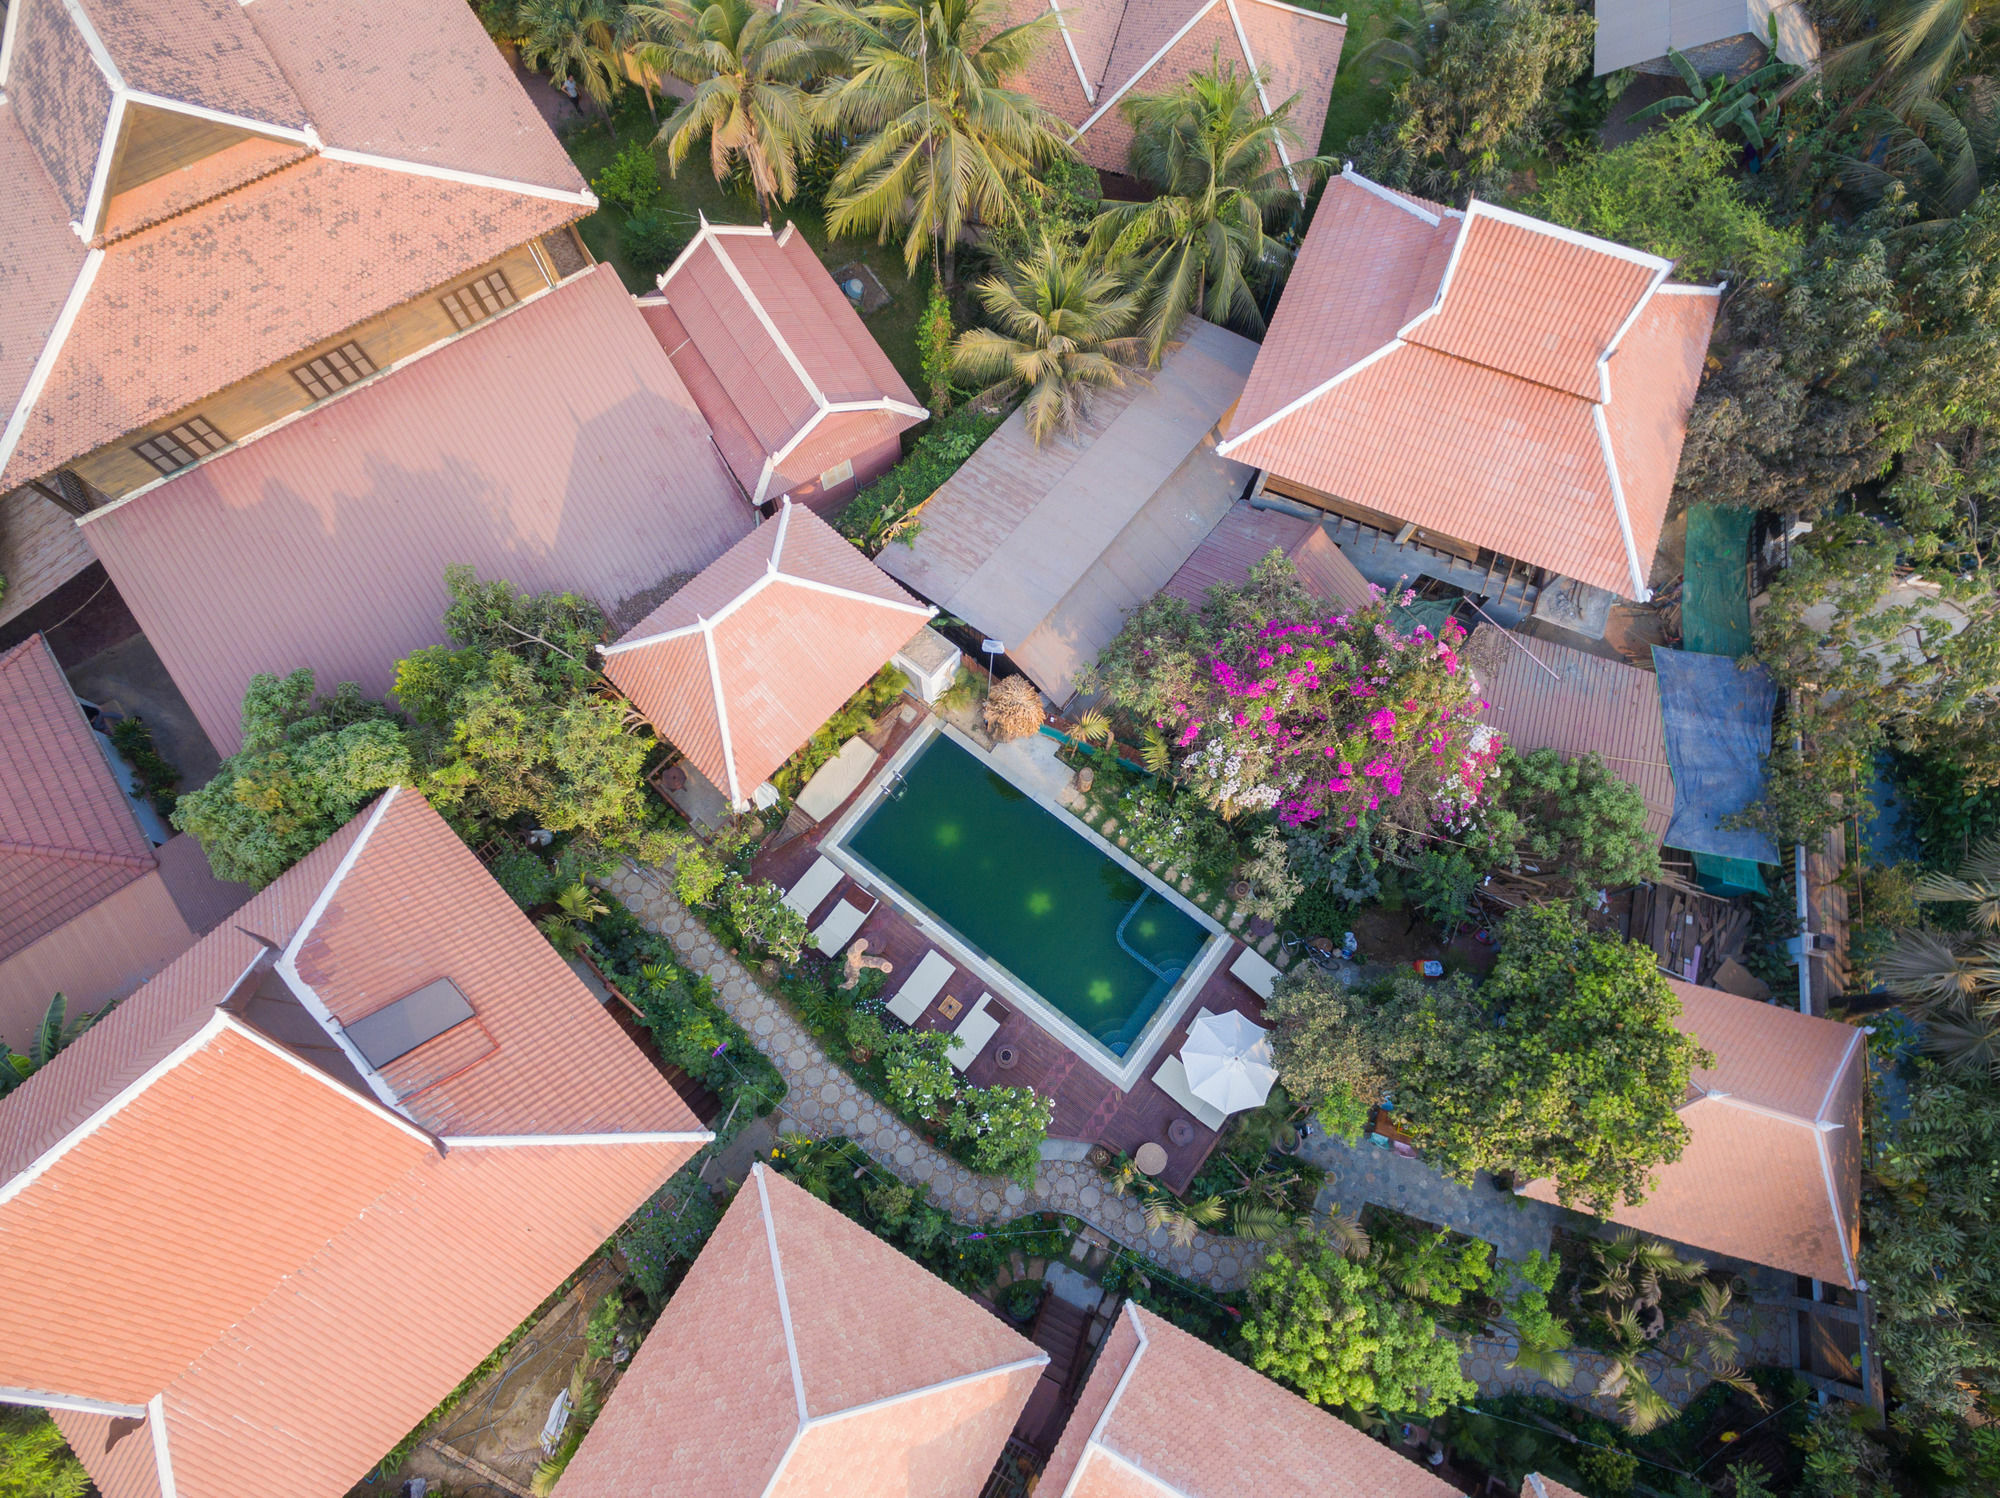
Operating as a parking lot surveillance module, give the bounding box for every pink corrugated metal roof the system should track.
[1,789,705,1498]
[1523,982,1865,1285]
[0,634,154,964]
[80,265,752,755]
[603,501,931,802]
[1042,1304,1459,1498]
[645,223,923,500]
[1163,500,1372,611]
[1465,623,1674,840]
[1220,178,1720,597]
[558,1163,1043,1498]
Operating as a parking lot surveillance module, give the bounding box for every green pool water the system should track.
[842,734,1210,1056]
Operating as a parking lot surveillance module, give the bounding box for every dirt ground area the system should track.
[1345,904,1501,978]
[354,1260,627,1498]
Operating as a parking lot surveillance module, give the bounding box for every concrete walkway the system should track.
[1300,1129,1563,1265]
[606,864,1256,1291]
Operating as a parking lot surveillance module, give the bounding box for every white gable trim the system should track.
[1220,0,1303,198]
[1816,1128,1860,1287]
[442,1131,713,1147]
[316,145,596,207]
[806,1353,1050,1428]
[0,246,103,479]
[1080,1445,1197,1498]
[1074,1,1221,138]
[1059,1302,1153,1498]
[77,89,127,241]
[1818,1029,1865,1122]
[1595,262,1671,403]
[767,494,795,567]
[0,0,25,86]
[221,1011,438,1149]
[777,572,934,618]
[147,1395,178,1498]
[1246,0,1348,23]
[56,0,122,91]
[0,1007,229,1211]
[1464,194,1673,273]
[1215,337,1404,456]
[1590,402,1652,601]
[1047,0,1097,103]
[121,91,314,147]
[0,1387,148,1419]
[1336,163,1440,225]
[277,787,416,1118]
[754,1164,811,1424]
[703,622,744,807]
[1655,282,1727,297]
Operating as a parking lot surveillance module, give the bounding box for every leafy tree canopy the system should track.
[1531,117,1802,281]
[1481,747,1664,892]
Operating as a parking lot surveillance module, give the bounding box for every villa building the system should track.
[1005,0,1347,186]
[1593,0,1818,76]
[1217,169,1720,603]
[1041,1301,1459,1498]
[1522,978,1866,1288]
[637,218,929,512]
[0,787,710,1498]
[0,632,243,1040]
[555,1162,1046,1498]
[0,0,753,752]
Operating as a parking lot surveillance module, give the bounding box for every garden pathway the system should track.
[607,865,1256,1293]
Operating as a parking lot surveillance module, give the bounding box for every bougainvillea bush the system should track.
[1083,557,1500,849]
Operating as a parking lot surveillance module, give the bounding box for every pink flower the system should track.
[1368,707,1398,742]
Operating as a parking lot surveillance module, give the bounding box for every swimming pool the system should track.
[836,731,1214,1066]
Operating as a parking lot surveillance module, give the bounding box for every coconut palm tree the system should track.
[1828,0,2000,112]
[813,0,1068,278]
[518,0,629,135]
[1090,60,1327,365]
[634,0,841,223]
[950,237,1143,444]
[1842,77,2000,220]
[1879,832,2000,1075]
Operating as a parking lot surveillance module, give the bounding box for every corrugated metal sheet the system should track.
[0,869,196,1048]
[879,319,1258,699]
[82,267,753,754]
[0,634,156,962]
[1466,623,1674,840]
[1163,500,1373,611]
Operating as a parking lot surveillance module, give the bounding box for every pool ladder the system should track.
[1115,891,1182,984]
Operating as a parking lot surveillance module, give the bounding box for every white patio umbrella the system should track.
[1181,1009,1277,1115]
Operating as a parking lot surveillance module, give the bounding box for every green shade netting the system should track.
[1693,851,1768,898]
[1681,505,1754,658]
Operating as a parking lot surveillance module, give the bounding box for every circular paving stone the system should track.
[1192,1252,1213,1273]
[837,1099,859,1122]
[913,1159,934,1180]
[1078,1185,1101,1210]
[980,1191,1000,1214]
[819,1083,841,1104]
[1004,1184,1026,1206]
[953,1184,977,1208]
[895,1145,917,1167]
[753,1016,774,1037]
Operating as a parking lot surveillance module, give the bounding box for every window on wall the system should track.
[819,458,855,490]
[440,271,516,331]
[290,342,375,400]
[132,416,228,475]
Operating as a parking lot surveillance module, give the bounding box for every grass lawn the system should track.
[560,97,931,400]
[1309,0,1402,158]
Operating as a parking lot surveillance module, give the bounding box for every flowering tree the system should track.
[1092,574,1500,844]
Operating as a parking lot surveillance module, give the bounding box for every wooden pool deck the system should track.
[753,701,1266,1197]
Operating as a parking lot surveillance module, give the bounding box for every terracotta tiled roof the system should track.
[1163,498,1373,612]
[1219,173,1720,598]
[1524,1476,1592,1498]
[640,220,926,503]
[79,265,752,756]
[555,1163,1046,1498]
[603,499,933,805]
[1041,1303,1460,1498]
[0,788,707,1498]
[1007,0,1346,178]
[0,633,153,963]
[1465,623,1675,841]
[0,0,593,486]
[241,0,589,192]
[1521,981,1866,1286]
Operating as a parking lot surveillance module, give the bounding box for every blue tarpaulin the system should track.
[1653,646,1781,865]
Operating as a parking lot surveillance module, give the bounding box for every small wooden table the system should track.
[1134,1142,1169,1176]
[937,994,963,1021]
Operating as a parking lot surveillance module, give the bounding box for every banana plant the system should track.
[0,992,108,1098]
[1629,25,1795,150]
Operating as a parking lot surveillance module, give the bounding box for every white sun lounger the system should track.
[782,855,843,921]
[811,898,871,956]
[886,951,955,1025]
[1151,1054,1229,1131]
[947,993,1001,1071]
[1229,946,1282,1001]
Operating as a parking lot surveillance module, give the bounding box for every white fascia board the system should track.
[703,622,744,807]
[219,1012,438,1150]
[0,0,24,86]
[1214,337,1404,456]
[753,1165,811,1423]
[147,1395,178,1498]
[1817,1029,1866,1123]
[1590,402,1652,601]
[77,89,126,241]
[757,408,830,503]
[768,495,794,568]
[1467,194,1674,273]
[776,572,935,619]
[1338,164,1439,226]
[1047,0,1097,104]
[1221,0,1304,199]
[121,90,314,147]
[56,0,122,90]
[829,396,930,421]
[1595,262,1670,403]
[276,787,417,1118]
[316,146,597,208]
[599,616,710,654]
[1082,1446,1200,1498]
[655,219,716,291]
[442,1131,714,1147]
[1817,1129,1860,1287]
[1058,1302,1152,1498]
[1246,0,1347,22]
[0,1387,148,1418]
[1075,1,1221,136]
[1655,282,1726,296]
[0,247,103,479]
[806,1353,1051,1428]
[0,1007,230,1211]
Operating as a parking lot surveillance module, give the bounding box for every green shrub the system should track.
[1001,1277,1046,1321]
[945,1082,1054,1181]
[591,142,661,212]
[0,1406,87,1498]
[1483,747,1663,892]
[837,402,1008,549]
[917,275,955,415]
[618,1166,725,1303]
[108,715,180,817]
[623,206,687,275]
[720,872,807,962]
